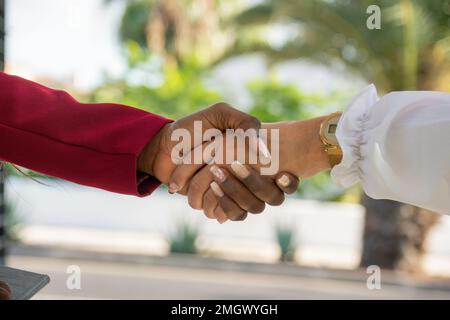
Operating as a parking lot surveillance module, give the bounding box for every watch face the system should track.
[328,124,337,134]
[323,116,340,144]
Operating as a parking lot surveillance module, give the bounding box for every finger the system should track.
[206,102,261,132]
[167,103,260,193]
[213,206,229,224]
[176,182,189,196]
[186,165,214,210]
[168,127,258,193]
[168,140,213,193]
[275,172,300,194]
[170,103,260,150]
[229,161,285,206]
[210,165,265,214]
[202,188,220,220]
[210,182,248,221]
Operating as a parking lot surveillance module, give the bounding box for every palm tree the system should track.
[230,0,450,272]
[116,0,238,67]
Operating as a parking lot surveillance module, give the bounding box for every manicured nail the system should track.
[210,165,226,182]
[217,216,227,224]
[277,174,290,187]
[210,182,224,198]
[230,161,250,179]
[258,138,271,160]
[205,156,215,165]
[215,206,228,224]
[168,182,180,193]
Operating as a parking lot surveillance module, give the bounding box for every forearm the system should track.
[0,72,172,196]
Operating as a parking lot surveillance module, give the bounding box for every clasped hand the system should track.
[138,103,330,223]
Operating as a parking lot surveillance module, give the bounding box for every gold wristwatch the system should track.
[319,112,343,168]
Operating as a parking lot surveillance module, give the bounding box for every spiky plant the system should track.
[275,223,297,262]
[168,219,199,254]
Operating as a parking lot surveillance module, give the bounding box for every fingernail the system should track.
[218,217,227,224]
[210,165,226,182]
[215,206,228,224]
[258,138,271,160]
[205,156,215,165]
[231,161,250,179]
[168,182,180,193]
[217,215,227,224]
[277,174,290,187]
[210,181,224,198]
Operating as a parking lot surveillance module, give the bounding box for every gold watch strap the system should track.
[320,112,343,168]
[327,147,343,167]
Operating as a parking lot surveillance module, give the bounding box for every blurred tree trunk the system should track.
[359,195,440,272]
[145,0,189,63]
[142,0,227,66]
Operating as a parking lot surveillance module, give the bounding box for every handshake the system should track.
[137,103,333,223]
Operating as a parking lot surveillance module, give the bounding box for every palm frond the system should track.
[233,3,275,26]
[227,0,450,91]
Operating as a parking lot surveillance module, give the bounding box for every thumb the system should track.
[202,102,261,132]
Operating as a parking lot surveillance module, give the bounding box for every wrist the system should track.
[299,116,331,175]
[137,123,169,176]
[137,140,157,176]
[263,116,330,178]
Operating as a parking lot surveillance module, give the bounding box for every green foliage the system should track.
[247,76,346,122]
[231,0,450,92]
[119,0,151,48]
[90,43,221,118]
[115,0,240,67]
[275,222,297,262]
[297,171,346,201]
[168,220,199,254]
[89,42,221,119]
[247,78,312,121]
[4,163,50,179]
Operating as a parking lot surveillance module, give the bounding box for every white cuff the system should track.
[330,84,379,188]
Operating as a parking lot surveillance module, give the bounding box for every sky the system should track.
[5,0,126,90]
[4,0,366,106]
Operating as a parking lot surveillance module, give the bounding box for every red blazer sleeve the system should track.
[0,72,173,196]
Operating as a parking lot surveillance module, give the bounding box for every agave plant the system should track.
[167,219,199,255]
[275,222,297,262]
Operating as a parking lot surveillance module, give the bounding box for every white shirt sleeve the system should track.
[331,84,450,214]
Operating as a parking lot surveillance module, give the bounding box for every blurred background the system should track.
[2,0,450,299]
